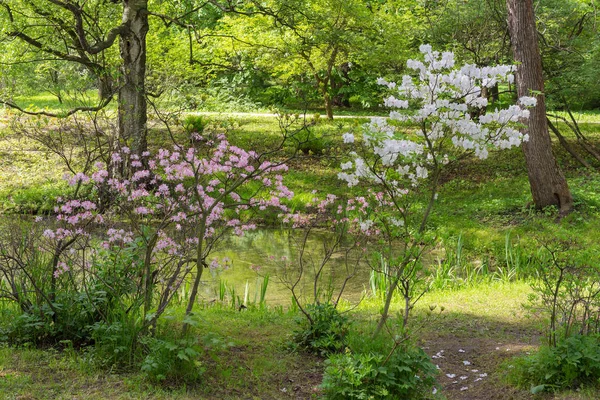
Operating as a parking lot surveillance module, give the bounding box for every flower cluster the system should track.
[340,45,536,193]
[45,134,293,286]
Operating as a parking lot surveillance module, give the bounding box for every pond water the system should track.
[0,217,371,307]
[201,229,371,306]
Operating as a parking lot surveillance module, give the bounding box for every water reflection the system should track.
[204,229,370,305]
[0,217,369,307]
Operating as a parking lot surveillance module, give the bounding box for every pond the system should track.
[0,217,371,308]
[202,229,371,306]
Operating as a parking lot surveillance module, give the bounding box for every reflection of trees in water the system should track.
[0,218,367,306]
[208,229,369,305]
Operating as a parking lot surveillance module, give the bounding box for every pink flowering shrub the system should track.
[0,132,292,353]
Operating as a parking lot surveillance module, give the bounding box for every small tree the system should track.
[340,45,536,336]
[277,193,368,354]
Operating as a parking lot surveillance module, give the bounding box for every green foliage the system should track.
[293,303,349,355]
[182,115,206,135]
[87,321,139,368]
[140,335,204,383]
[507,335,600,393]
[369,258,390,299]
[321,347,438,400]
[296,129,329,156]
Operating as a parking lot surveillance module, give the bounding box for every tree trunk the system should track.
[324,92,334,120]
[506,0,573,213]
[118,0,148,156]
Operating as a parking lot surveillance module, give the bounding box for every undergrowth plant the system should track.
[292,302,350,356]
[321,346,438,399]
[508,237,600,393]
[507,334,600,393]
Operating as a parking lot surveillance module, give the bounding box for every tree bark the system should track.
[506,0,573,213]
[324,92,334,120]
[119,0,149,156]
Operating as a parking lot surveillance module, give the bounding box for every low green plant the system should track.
[507,334,600,393]
[293,303,349,355]
[182,115,206,135]
[296,129,328,155]
[140,335,204,383]
[256,273,269,308]
[369,256,390,298]
[321,346,438,399]
[88,320,139,368]
[140,313,205,383]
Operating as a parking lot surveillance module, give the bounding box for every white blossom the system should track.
[338,45,532,212]
[519,96,538,107]
[342,133,355,143]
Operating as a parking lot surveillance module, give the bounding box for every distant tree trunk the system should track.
[118,0,148,157]
[331,62,351,107]
[323,91,334,120]
[98,75,114,101]
[506,0,573,213]
[490,83,499,103]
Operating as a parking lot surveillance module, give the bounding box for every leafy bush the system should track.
[321,346,438,399]
[296,129,329,155]
[293,303,349,355]
[183,115,206,135]
[87,321,139,368]
[508,335,600,393]
[140,335,204,383]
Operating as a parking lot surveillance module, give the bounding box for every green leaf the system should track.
[530,384,545,394]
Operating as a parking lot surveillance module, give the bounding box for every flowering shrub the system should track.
[0,131,293,357]
[339,45,537,335]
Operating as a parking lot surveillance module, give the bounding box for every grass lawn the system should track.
[1,282,597,399]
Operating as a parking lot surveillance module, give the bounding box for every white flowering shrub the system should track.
[340,44,535,197]
[339,45,537,336]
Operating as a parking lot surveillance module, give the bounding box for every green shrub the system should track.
[183,115,206,135]
[293,303,349,355]
[321,346,438,399]
[140,335,204,383]
[296,129,329,155]
[87,321,140,368]
[507,334,600,393]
